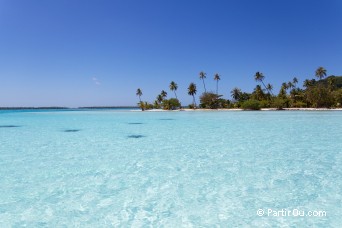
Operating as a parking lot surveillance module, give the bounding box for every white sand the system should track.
[136,108,342,112]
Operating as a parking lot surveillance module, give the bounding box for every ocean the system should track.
[0,109,341,226]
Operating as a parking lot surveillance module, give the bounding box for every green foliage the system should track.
[270,98,288,110]
[241,100,261,110]
[305,85,334,108]
[317,76,342,89]
[291,101,307,108]
[240,92,251,102]
[259,100,271,108]
[138,101,153,111]
[162,98,181,110]
[153,100,161,109]
[199,92,225,109]
[332,89,342,107]
[278,87,287,99]
[218,99,230,108]
[137,67,341,110]
[251,85,265,101]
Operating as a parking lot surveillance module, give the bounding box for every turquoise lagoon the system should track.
[0,109,341,227]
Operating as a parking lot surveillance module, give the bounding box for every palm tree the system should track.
[254,71,272,95]
[169,81,178,99]
[199,71,207,93]
[153,100,159,108]
[266,83,273,93]
[293,77,298,87]
[253,85,265,100]
[188,83,197,108]
[214,73,221,95]
[160,90,167,99]
[281,82,289,91]
[231,87,241,101]
[136,88,142,103]
[315,67,327,80]
[327,77,336,91]
[278,87,287,99]
[287,81,294,90]
[266,83,273,100]
[303,79,312,88]
[157,94,163,103]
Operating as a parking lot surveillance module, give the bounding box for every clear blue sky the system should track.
[0,0,341,107]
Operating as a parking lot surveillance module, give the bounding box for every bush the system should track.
[332,89,342,107]
[199,92,222,109]
[241,100,260,110]
[218,99,230,108]
[138,101,153,111]
[271,98,289,109]
[233,102,241,108]
[162,98,181,110]
[305,85,334,108]
[259,100,270,108]
[291,101,307,108]
[188,104,195,109]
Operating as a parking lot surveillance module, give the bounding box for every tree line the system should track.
[136,67,342,110]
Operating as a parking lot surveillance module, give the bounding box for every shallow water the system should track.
[0,110,341,226]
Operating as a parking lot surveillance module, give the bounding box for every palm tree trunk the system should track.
[192,95,196,108]
[202,79,206,93]
[174,91,178,99]
[261,80,274,96]
[216,81,218,95]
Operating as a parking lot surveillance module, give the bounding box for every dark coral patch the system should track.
[0,125,21,128]
[127,135,145,138]
[64,129,80,132]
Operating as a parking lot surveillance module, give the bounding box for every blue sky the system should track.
[0,0,341,107]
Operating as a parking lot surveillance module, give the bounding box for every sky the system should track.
[0,0,341,107]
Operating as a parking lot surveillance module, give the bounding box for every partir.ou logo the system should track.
[292,209,305,216]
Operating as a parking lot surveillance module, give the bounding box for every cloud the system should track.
[92,77,101,85]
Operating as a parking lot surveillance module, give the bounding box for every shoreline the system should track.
[141,108,342,112]
[2,107,342,112]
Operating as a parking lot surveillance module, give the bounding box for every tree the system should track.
[214,73,221,95]
[160,90,167,99]
[303,79,315,88]
[231,87,242,101]
[188,83,197,108]
[136,88,142,103]
[139,101,153,110]
[153,100,160,109]
[241,100,261,110]
[265,83,273,100]
[327,77,336,92]
[305,85,333,108]
[289,87,302,103]
[254,71,273,96]
[162,98,181,110]
[293,77,298,87]
[278,86,287,99]
[252,85,265,101]
[157,94,163,104]
[199,71,207,92]
[281,82,289,91]
[287,81,294,90]
[315,67,327,80]
[169,81,178,99]
[266,83,273,93]
[200,92,222,109]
